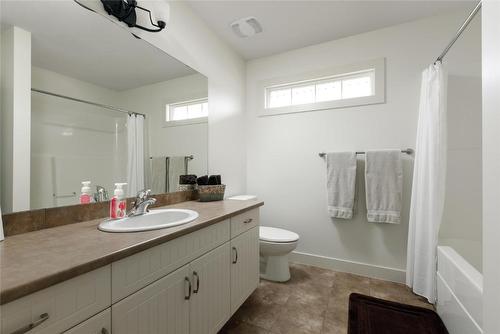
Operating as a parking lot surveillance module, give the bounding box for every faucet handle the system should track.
[136,189,152,201]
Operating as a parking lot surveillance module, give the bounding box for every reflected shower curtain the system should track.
[127,114,145,196]
[406,62,447,303]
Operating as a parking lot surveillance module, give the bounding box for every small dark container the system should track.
[197,175,209,186]
[208,175,222,185]
[179,174,197,185]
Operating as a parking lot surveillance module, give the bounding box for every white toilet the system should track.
[259,226,299,282]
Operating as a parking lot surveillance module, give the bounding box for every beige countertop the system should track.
[0,199,264,305]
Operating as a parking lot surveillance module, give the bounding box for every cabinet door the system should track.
[189,243,231,334]
[230,227,260,314]
[63,308,110,334]
[112,264,191,334]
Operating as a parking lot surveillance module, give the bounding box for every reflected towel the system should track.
[150,157,167,194]
[365,150,403,224]
[326,152,357,219]
[167,156,186,192]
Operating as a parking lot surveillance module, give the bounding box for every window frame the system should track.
[258,58,385,117]
[164,97,208,127]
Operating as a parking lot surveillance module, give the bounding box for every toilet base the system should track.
[260,254,291,282]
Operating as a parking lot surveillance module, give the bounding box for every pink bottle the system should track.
[110,183,127,219]
[79,181,92,204]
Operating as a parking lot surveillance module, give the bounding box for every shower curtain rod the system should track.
[31,88,146,118]
[435,0,481,64]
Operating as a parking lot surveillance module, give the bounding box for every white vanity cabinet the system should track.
[110,210,260,334]
[1,207,261,334]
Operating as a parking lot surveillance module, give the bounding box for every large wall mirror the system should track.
[1,1,208,213]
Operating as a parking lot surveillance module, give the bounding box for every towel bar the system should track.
[318,148,414,158]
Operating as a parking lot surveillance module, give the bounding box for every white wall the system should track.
[0,26,31,213]
[118,73,208,179]
[246,11,475,281]
[482,1,500,333]
[32,66,120,105]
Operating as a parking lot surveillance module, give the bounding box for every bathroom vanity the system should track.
[0,199,263,334]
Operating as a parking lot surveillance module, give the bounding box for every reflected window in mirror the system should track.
[165,98,208,126]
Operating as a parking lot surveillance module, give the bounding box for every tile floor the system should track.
[219,263,433,334]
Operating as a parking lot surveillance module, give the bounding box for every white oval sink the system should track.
[98,209,199,232]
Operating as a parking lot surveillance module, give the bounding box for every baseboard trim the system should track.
[289,251,406,283]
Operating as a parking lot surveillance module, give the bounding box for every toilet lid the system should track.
[260,226,299,243]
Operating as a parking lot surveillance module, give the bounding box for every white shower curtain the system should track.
[406,62,447,303]
[127,114,145,197]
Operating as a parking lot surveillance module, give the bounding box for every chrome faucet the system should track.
[94,185,109,203]
[127,189,156,217]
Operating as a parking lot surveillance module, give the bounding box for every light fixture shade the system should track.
[230,16,263,38]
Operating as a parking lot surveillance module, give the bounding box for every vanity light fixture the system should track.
[230,16,263,38]
[100,0,166,33]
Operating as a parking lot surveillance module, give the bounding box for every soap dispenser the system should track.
[80,181,93,204]
[110,183,127,219]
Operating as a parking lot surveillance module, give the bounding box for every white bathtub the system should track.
[437,245,483,334]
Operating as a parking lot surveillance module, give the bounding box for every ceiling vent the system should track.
[230,17,263,38]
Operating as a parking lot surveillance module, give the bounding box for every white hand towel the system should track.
[326,152,357,219]
[365,150,403,224]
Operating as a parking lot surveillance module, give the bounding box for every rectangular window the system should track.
[266,70,374,109]
[259,58,385,117]
[165,98,208,126]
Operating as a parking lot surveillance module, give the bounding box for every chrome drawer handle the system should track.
[193,271,200,294]
[10,313,49,334]
[243,218,253,224]
[185,276,192,300]
[232,246,238,264]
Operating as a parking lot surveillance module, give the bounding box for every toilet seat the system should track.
[260,226,299,243]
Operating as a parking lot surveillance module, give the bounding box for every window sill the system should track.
[163,117,208,127]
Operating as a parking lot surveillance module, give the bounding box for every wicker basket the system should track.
[198,184,226,202]
[177,184,197,192]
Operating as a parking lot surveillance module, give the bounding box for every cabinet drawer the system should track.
[1,266,111,334]
[63,308,110,334]
[230,209,259,238]
[112,219,230,302]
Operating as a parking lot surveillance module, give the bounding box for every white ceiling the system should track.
[187,0,476,60]
[0,1,196,91]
